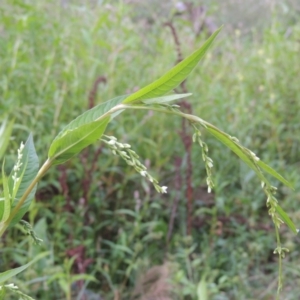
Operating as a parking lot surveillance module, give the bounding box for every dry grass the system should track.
[131,263,175,300]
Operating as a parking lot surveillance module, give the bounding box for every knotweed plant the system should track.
[0,27,297,300]
[101,135,168,194]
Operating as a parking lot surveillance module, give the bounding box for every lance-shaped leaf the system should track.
[205,124,293,189]
[48,95,127,165]
[203,123,297,233]
[275,204,298,234]
[49,117,110,165]
[122,27,222,103]
[257,160,293,189]
[141,93,192,104]
[0,252,48,284]
[8,134,39,227]
[205,125,268,183]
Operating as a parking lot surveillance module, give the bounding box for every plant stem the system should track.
[0,159,52,238]
[121,104,207,125]
[275,224,282,300]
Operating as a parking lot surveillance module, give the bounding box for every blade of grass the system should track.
[0,252,49,284]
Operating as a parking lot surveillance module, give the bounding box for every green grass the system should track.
[1,0,300,299]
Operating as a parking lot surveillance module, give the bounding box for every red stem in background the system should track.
[80,76,107,209]
[88,76,107,109]
[164,21,194,236]
[66,245,93,299]
[167,156,182,245]
[58,164,73,242]
[58,76,107,299]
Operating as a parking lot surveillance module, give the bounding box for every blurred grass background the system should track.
[1,0,300,299]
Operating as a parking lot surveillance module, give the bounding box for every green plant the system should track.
[0,118,14,162]
[0,27,297,299]
[47,257,96,300]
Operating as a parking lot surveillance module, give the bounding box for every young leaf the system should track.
[141,93,192,104]
[122,27,222,103]
[8,134,39,227]
[48,95,127,165]
[206,125,293,189]
[0,252,48,284]
[205,125,268,183]
[202,122,297,233]
[275,204,298,234]
[257,160,293,189]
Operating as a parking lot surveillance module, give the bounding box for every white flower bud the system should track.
[19,142,24,151]
[120,151,129,158]
[207,161,213,168]
[161,186,168,193]
[107,139,116,146]
[108,136,117,140]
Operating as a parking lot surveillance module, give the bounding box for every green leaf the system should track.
[205,125,267,183]
[206,124,293,189]
[0,118,14,161]
[0,161,11,222]
[0,286,6,299]
[48,95,127,165]
[0,252,48,284]
[8,134,39,227]
[102,240,134,255]
[141,93,192,104]
[257,160,293,189]
[191,119,297,233]
[49,117,110,165]
[203,122,297,233]
[0,284,35,300]
[115,209,138,218]
[275,204,298,234]
[122,27,222,104]
[71,274,97,284]
[197,277,208,300]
